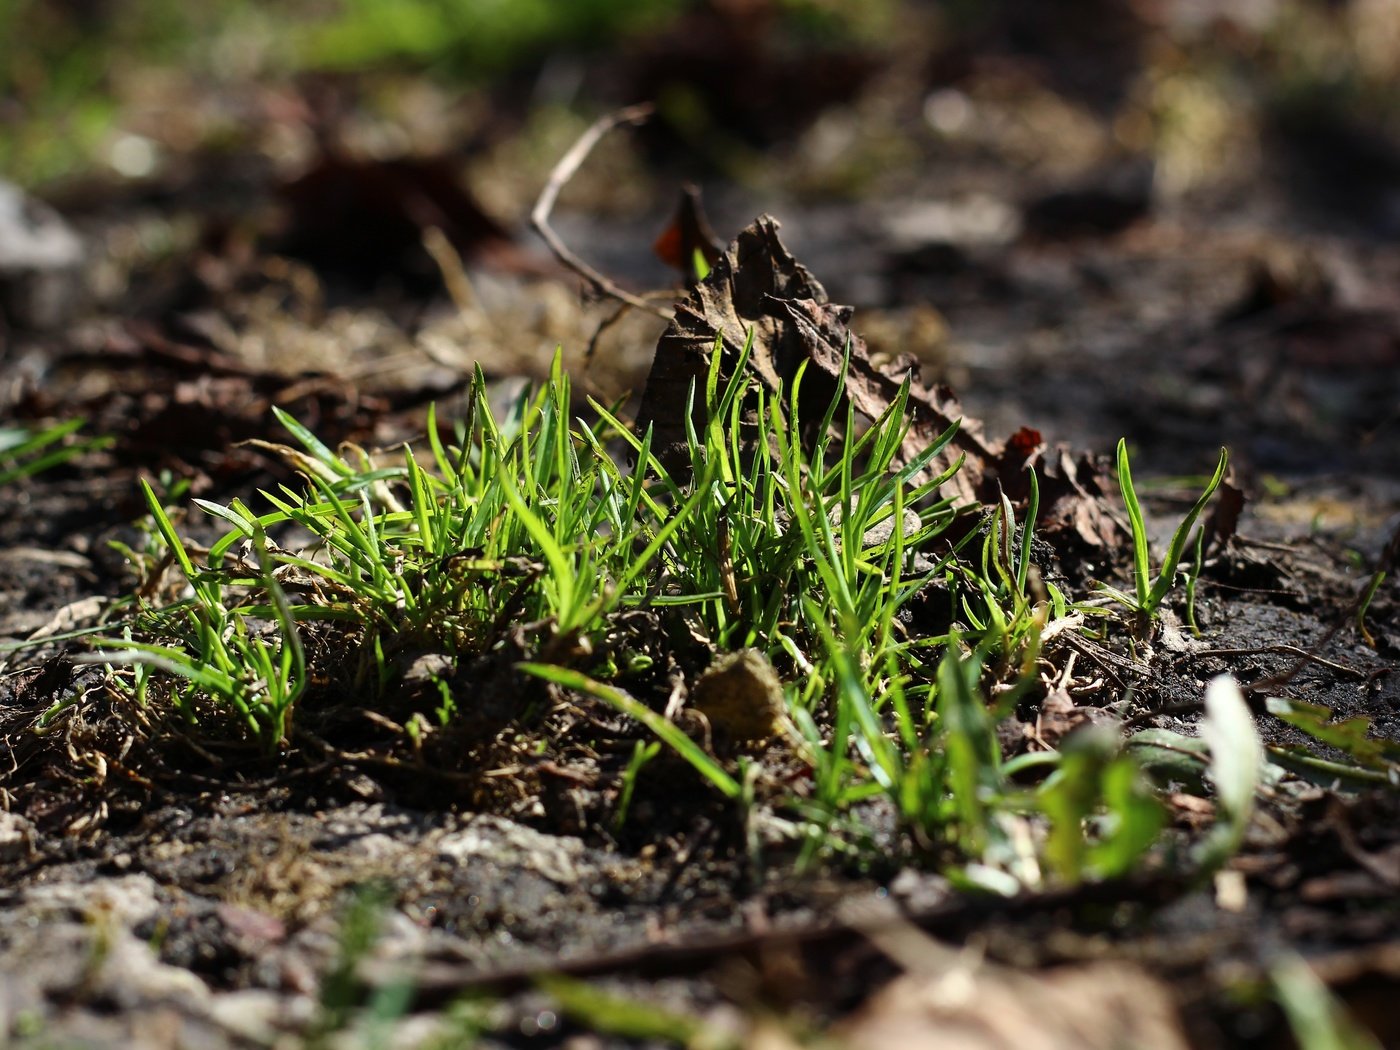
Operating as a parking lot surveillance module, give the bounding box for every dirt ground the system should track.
[2,4,1400,1048]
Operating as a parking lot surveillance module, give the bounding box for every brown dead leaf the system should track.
[1020,445,1124,551]
[637,215,997,503]
[770,295,1000,503]
[638,215,1124,542]
[1206,479,1246,555]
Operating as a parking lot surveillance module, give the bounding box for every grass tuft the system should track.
[80,346,1260,884]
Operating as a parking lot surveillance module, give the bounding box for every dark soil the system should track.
[3,6,1400,1047]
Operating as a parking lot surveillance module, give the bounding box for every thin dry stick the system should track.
[530,103,674,321]
[584,299,633,361]
[422,224,480,315]
[1186,645,1365,680]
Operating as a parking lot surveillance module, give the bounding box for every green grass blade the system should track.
[1015,468,1039,596]
[497,468,576,623]
[193,498,257,540]
[518,663,740,798]
[84,640,239,697]
[1116,438,1151,609]
[0,417,85,455]
[271,405,348,475]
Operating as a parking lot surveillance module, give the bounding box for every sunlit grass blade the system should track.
[1015,468,1039,596]
[1196,675,1263,871]
[270,405,349,475]
[1116,438,1152,609]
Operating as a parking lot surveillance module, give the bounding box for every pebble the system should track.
[0,179,84,330]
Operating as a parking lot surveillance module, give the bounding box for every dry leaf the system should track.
[638,214,1123,544]
[637,215,996,503]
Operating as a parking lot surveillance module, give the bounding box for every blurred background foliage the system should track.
[3,0,1400,226]
[0,0,892,185]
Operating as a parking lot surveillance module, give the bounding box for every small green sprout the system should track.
[1104,439,1228,626]
[1196,675,1263,872]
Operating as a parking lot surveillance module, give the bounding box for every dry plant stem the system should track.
[1059,632,1140,689]
[1187,645,1366,680]
[530,103,674,321]
[585,299,633,361]
[422,225,480,315]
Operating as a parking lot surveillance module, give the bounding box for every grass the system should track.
[1271,952,1384,1050]
[16,338,1368,1047]
[88,478,306,750]
[0,419,111,486]
[76,340,1265,888]
[1104,437,1229,629]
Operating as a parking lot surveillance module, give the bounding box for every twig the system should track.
[356,873,1189,1003]
[530,103,674,320]
[1183,645,1367,680]
[422,225,480,315]
[1057,631,1142,690]
[584,299,633,362]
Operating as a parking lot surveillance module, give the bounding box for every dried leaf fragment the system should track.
[637,214,1124,545]
[638,215,997,502]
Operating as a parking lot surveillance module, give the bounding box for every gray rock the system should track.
[0,811,34,862]
[0,179,84,330]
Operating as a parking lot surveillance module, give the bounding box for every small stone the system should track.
[689,648,786,743]
[0,179,85,330]
[0,811,34,861]
[829,496,924,551]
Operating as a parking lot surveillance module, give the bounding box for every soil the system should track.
[3,7,1400,1048]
